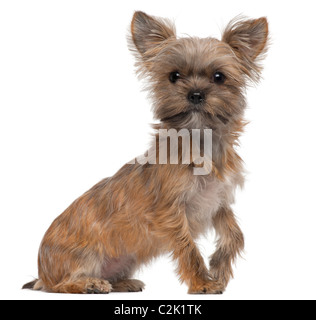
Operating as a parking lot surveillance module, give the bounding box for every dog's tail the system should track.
[22,279,42,290]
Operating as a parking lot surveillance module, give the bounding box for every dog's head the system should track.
[130,11,268,130]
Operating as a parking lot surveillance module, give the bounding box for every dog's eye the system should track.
[169,71,181,83]
[213,72,226,84]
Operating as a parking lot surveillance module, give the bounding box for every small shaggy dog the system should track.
[23,11,268,294]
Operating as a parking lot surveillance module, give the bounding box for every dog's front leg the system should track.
[210,207,245,288]
[154,206,223,294]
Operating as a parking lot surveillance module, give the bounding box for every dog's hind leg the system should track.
[101,254,145,293]
[51,276,112,294]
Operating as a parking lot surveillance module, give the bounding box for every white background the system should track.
[1,0,316,300]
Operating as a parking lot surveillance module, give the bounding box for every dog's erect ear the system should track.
[222,17,269,60]
[222,17,269,81]
[131,11,176,57]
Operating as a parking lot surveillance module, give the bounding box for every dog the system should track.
[23,11,268,294]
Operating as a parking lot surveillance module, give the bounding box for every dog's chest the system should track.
[185,173,241,237]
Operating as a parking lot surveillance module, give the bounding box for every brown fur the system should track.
[23,11,268,294]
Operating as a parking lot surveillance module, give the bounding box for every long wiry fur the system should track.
[23,11,268,294]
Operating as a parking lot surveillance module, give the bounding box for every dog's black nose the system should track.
[188,91,205,105]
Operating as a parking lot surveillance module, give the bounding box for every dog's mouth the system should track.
[161,110,193,123]
[161,110,230,125]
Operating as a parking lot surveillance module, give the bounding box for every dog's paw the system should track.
[188,280,224,295]
[85,278,112,294]
[112,279,145,293]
